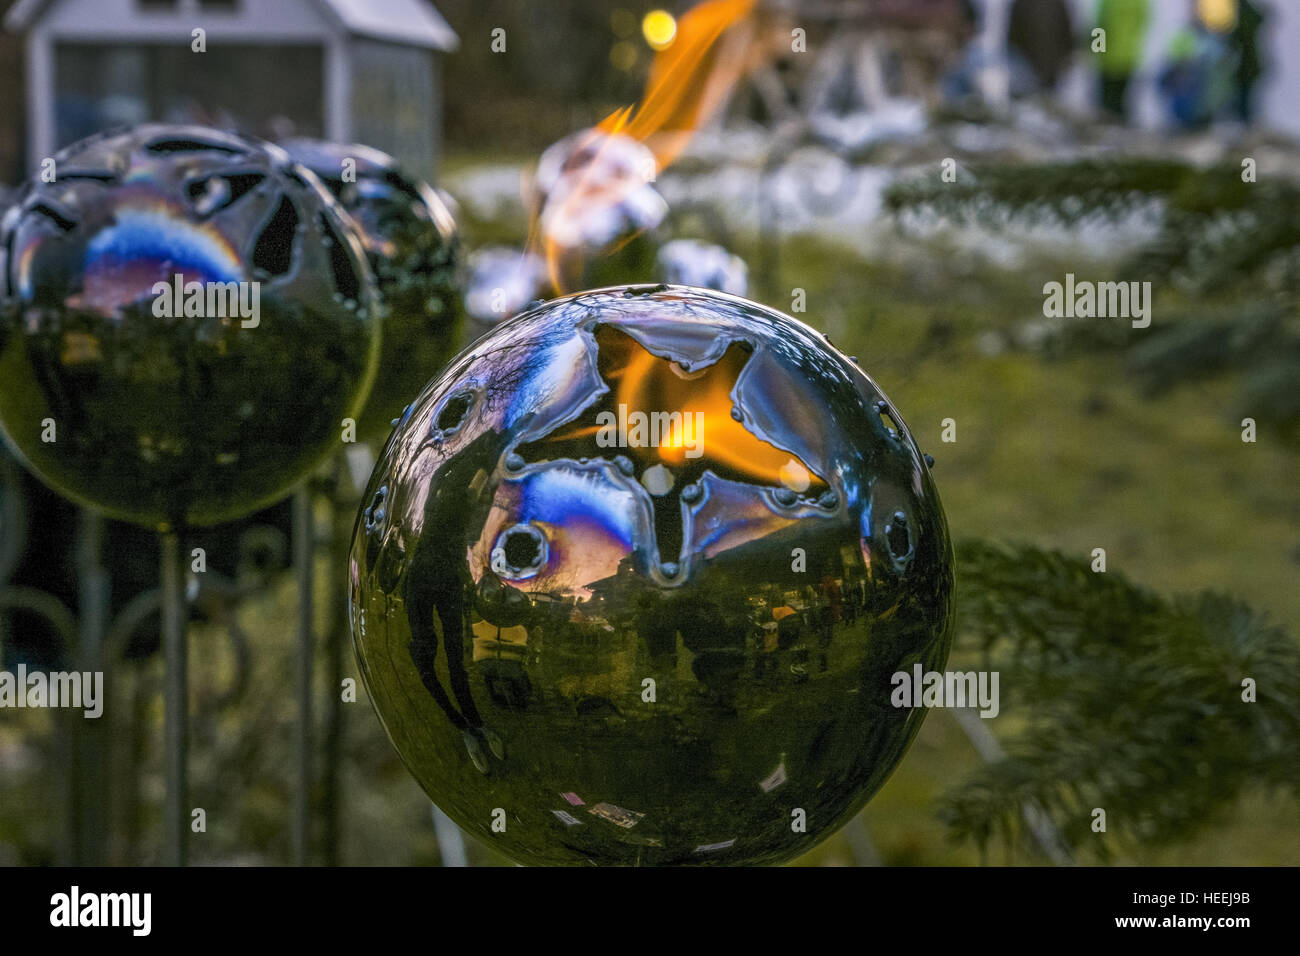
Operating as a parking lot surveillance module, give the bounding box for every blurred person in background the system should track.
[1007,0,1075,96]
[938,0,987,104]
[1158,0,1237,129]
[1094,0,1152,122]
[1228,0,1266,123]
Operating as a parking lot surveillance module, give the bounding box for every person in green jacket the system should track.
[1095,0,1153,121]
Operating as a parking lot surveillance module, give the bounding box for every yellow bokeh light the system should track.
[611,9,637,39]
[610,40,639,72]
[642,9,677,51]
[1198,0,1237,33]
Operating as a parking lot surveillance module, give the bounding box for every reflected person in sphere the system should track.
[402,428,506,775]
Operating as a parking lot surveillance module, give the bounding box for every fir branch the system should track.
[885,159,1300,295]
[941,539,1300,861]
[887,157,1300,429]
[1124,302,1285,393]
[885,158,1190,225]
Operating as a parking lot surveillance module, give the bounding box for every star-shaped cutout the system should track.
[516,324,827,569]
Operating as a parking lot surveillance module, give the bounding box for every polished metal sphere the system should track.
[350,285,953,865]
[0,125,381,529]
[282,138,461,437]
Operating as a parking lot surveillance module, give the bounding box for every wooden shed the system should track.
[5,0,458,175]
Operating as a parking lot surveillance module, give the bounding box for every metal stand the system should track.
[75,509,108,865]
[160,531,188,866]
[431,804,469,867]
[292,485,314,865]
[322,468,348,865]
[950,707,1074,865]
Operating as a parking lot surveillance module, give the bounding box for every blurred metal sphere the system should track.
[534,130,667,248]
[656,239,749,296]
[533,130,667,293]
[282,138,461,436]
[463,245,546,328]
[350,285,953,866]
[0,124,381,530]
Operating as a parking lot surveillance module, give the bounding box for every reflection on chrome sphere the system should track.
[282,138,460,437]
[0,125,380,530]
[350,285,953,866]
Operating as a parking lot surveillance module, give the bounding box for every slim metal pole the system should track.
[293,485,315,865]
[322,542,345,865]
[950,707,1074,865]
[431,804,469,867]
[76,509,108,865]
[160,531,188,866]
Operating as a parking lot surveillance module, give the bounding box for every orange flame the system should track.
[607,335,819,489]
[542,326,826,494]
[534,0,764,294]
[601,0,760,173]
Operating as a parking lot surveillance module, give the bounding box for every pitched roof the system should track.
[319,0,458,50]
[6,0,459,50]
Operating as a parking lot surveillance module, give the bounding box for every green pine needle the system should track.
[940,539,1300,861]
